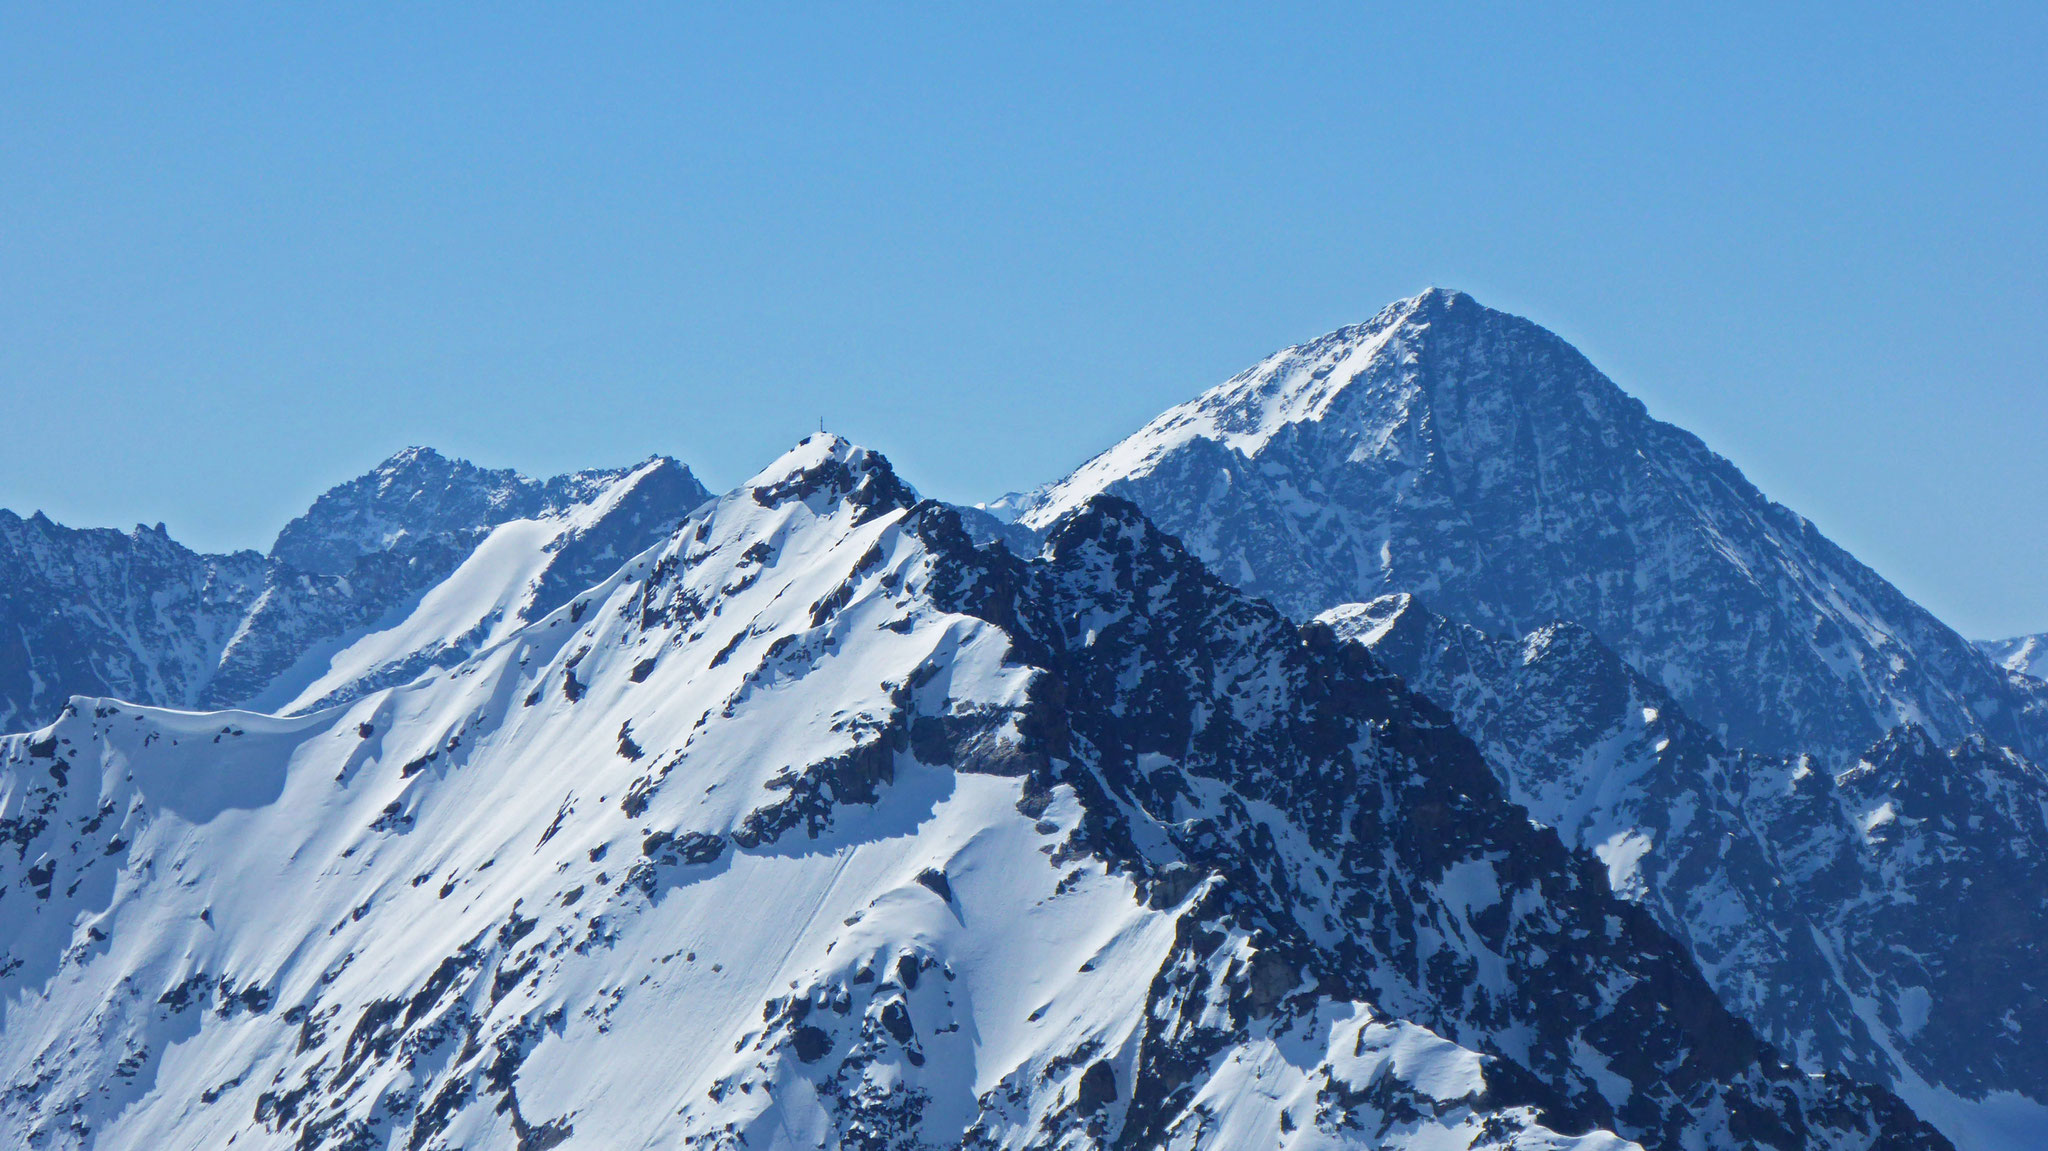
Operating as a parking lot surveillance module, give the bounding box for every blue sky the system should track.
[2,5,2043,636]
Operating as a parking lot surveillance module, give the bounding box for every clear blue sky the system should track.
[2,5,2043,636]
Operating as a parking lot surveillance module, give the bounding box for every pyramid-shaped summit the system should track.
[1022,289,2036,764]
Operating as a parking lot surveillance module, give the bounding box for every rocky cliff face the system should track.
[0,439,1943,1150]
[1321,594,2048,1148]
[1020,289,2037,767]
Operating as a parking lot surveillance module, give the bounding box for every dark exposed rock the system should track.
[878,1000,915,1044]
[1076,1061,1117,1111]
[792,1026,833,1064]
[912,869,952,904]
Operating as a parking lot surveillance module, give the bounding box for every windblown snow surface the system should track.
[245,456,708,716]
[0,439,1939,1150]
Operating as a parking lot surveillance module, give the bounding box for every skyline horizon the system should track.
[5,6,2042,636]
[10,283,2041,646]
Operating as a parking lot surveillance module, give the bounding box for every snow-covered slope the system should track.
[0,438,1942,1150]
[1321,595,2048,1151]
[1978,633,2048,682]
[1020,289,2038,767]
[0,450,711,727]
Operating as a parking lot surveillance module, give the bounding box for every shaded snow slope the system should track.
[0,438,1941,1150]
[1021,289,2038,767]
[1322,595,2048,1151]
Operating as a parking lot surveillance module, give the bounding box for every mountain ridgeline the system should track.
[0,439,1942,1149]
[0,290,2041,1150]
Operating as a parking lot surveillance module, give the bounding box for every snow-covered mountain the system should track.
[0,449,711,726]
[0,513,267,733]
[219,448,711,714]
[1978,633,2048,682]
[0,438,1943,1150]
[1018,289,2039,767]
[1319,595,2048,1150]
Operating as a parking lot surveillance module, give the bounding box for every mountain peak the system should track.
[746,433,867,481]
[1394,284,1475,315]
[378,444,449,468]
[1022,290,2036,769]
[746,435,919,521]
[1021,289,1579,533]
[1035,493,1182,564]
[361,445,496,496]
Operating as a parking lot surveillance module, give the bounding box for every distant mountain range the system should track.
[1978,632,2048,682]
[4,291,2041,1149]
[0,448,709,728]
